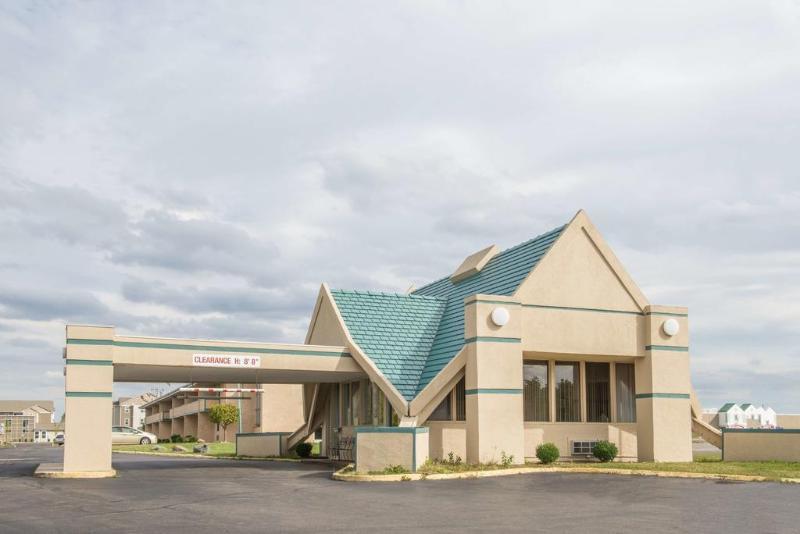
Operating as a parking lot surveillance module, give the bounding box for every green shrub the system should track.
[183,435,197,443]
[592,440,618,462]
[170,434,184,443]
[382,465,409,474]
[295,442,313,458]
[445,451,462,465]
[536,442,560,464]
[500,451,514,467]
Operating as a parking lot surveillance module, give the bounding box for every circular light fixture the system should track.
[662,318,680,337]
[491,307,510,327]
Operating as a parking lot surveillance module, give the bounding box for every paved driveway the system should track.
[0,444,797,533]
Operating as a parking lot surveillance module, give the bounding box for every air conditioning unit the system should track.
[571,440,600,456]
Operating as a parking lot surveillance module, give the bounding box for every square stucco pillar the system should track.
[63,325,115,475]
[464,295,524,465]
[635,306,692,462]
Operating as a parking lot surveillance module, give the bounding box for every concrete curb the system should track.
[331,465,800,484]
[34,463,116,479]
[112,449,336,464]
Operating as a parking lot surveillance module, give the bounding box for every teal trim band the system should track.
[65,391,113,398]
[464,336,521,344]
[522,304,643,316]
[465,388,523,395]
[65,359,113,366]
[645,345,689,352]
[67,338,351,358]
[465,299,521,307]
[635,393,690,399]
[354,426,429,434]
[722,428,800,434]
[646,311,688,317]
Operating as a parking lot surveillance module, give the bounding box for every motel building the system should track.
[60,210,702,477]
[142,383,304,443]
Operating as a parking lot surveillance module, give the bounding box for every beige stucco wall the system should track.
[262,384,305,432]
[520,307,644,358]
[523,423,638,460]
[514,216,644,313]
[355,430,429,473]
[723,431,800,461]
[427,422,467,461]
[236,433,285,457]
[778,415,800,429]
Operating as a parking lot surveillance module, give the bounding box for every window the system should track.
[586,362,610,422]
[555,362,580,422]
[523,361,549,421]
[361,380,373,425]
[428,393,451,421]
[615,363,636,422]
[341,383,351,426]
[455,377,466,421]
[351,381,360,425]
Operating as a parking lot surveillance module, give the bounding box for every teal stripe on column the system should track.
[645,345,689,352]
[464,337,521,344]
[65,359,113,366]
[635,393,690,399]
[65,391,113,398]
[465,388,523,395]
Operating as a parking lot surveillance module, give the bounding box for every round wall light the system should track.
[662,318,680,337]
[491,307,510,327]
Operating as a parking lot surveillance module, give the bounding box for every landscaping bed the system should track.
[113,441,236,457]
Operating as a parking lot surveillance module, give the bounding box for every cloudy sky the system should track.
[1,1,799,417]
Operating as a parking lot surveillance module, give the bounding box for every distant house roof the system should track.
[0,400,55,414]
[740,403,753,410]
[330,223,565,401]
[719,403,738,412]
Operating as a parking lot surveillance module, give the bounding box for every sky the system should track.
[1,1,799,418]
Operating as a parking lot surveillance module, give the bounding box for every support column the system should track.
[63,325,115,475]
[464,295,524,465]
[635,306,692,462]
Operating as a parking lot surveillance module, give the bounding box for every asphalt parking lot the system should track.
[1,444,798,533]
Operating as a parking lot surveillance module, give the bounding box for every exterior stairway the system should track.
[690,387,722,449]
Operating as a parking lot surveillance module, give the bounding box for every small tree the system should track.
[208,404,239,442]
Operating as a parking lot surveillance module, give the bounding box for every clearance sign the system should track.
[192,354,261,368]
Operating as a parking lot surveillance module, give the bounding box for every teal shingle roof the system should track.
[719,403,736,412]
[411,225,565,394]
[330,223,565,402]
[329,290,447,401]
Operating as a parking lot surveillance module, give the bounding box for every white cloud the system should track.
[1,1,799,415]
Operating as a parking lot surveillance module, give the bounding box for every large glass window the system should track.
[615,363,636,422]
[455,377,466,421]
[586,362,610,422]
[523,361,549,421]
[361,380,373,425]
[555,362,581,422]
[428,393,451,421]
[351,382,360,425]
[341,383,351,426]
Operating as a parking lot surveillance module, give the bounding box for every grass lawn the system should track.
[555,457,800,481]
[402,450,800,481]
[113,441,237,457]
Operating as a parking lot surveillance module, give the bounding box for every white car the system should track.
[112,426,157,445]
